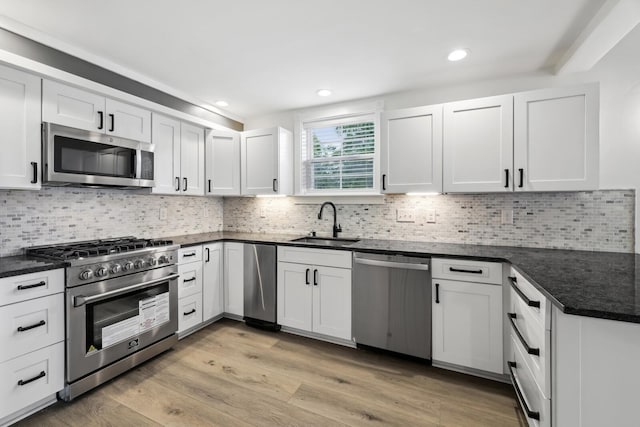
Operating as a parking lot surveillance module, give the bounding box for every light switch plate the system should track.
[425,209,436,223]
[159,208,168,220]
[260,207,267,218]
[501,209,514,225]
[396,209,416,222]
[203,206,209,218]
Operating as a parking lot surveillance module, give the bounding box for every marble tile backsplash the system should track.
[223,190,635,252]
[0,187,224,256]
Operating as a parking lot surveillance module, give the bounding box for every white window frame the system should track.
[294,100,383,196]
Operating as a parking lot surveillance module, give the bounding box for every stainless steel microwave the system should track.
[42,122,154,188]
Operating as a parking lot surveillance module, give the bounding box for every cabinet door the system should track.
[223,242,244,317]
[312,266,351,340]
[42,80,105,132]
[432,279,503,373]
[380,105,443,193]
[241,128,278,195]
[0,65,41,190]
[202,243,224,321]
[514,84,598,191]
[277,262,313,331]
[205,130,240,195]
[180,123,205,196]
[105,98,151,143]
[151,114,181,195]
[443,95,513,192]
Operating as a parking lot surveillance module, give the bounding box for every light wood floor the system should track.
[18,319,525,426]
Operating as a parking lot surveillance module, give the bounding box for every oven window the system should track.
[54,135,136,178]
[85,282,169,353]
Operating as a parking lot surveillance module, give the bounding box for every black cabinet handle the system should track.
[183,277,196,283]
[518,168,524,188]
[17,281,46,290]
[305,268,310,285]
[504,169,509,188]
[449,267,482,274]
[183,177,188,191]
[183,252,196,258]
[205,248,210,263]
[97,111,104,130]
[508,313,540,356]
[382,174,387,191]
[313,269,318,286]
[108,113,115,132]
[208,179,212,193]
[508,361,540,420]
[175,177,180,191]
[31,162,38,184]
[272,178,278,192]
[17,320,46,332]
[435,283,440,303]
[508,276,540,308]
[18,370,46,386]
[183,309,196,316]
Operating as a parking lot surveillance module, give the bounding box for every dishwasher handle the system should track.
[354,257,429,271]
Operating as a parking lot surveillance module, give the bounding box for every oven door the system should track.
[66,266,178,382]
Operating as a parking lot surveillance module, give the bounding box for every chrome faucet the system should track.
[318,201,342,238]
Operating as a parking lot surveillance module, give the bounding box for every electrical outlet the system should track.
[159,208,168,220]
[501,209,514,225]
[396,209,416,222]
[425,209,436,223]
[260,207,267,218]
[203,206,209,218]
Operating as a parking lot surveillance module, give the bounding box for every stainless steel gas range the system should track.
[27,237,179,401]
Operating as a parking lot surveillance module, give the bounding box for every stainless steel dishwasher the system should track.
[352,252,431,359]
[244,243,279,330]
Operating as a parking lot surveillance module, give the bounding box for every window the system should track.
[299,112,378,195]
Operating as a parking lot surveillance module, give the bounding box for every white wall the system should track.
[245,26,640,253]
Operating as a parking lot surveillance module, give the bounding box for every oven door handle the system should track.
[73,273,180,307]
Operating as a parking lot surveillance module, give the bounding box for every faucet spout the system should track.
[318,201,342,238]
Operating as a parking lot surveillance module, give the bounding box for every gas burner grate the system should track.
[28,237,174,260]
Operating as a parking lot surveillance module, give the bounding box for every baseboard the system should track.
[279,326,356,348]
[431,360,510,383]
[0,393,57,427]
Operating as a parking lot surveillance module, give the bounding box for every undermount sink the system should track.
[291,237,360,247]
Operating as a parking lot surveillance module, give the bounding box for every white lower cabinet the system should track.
[177,247,203,337]
[277,247,351,341]
[178,293,203,333]
[202,243,224,321]
[223,242,244,317]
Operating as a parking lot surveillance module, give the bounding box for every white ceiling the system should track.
[0,0,607,120]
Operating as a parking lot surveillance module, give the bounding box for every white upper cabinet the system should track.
[151,114,181,194]
[0,64,41,190]
[380,105,443,193]
[180,122,205,196]
[43,80,151,142]
[514,84,599,191]
[443,95,513,193]
[205,129,241,195]
[241,127,293,195]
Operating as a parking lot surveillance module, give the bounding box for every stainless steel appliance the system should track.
[243,244,279,330]
[352,252,431,359]
[27,237,179,400]
[42,122,155,188]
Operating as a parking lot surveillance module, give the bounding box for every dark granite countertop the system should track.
[0,255,69,279]
[163,231,640,324]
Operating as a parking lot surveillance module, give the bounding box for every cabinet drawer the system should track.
[0,294,65,363]
[0,269,64,307]
[509,334,550,427]
[178,262,203,299]
[178,246,202,264]
[278,246,351,269]
[178,294,202,333]
[432,258,502,284]
[0,342,64,421]
[509,268,550,330]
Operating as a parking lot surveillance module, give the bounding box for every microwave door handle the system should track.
[73,273,179,307]
[135,148,142,179]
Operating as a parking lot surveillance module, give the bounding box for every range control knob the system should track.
[79,269,93,280]
[134,260,144,269]
[123,261,134,271]
[147,257,157,266]
[111,264,122,274]
[95,266,108,277]
[158,255,169,265]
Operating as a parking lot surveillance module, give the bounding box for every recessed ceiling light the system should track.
[447,49,469,62]
[215,100,229,107]
[316,89,332,97]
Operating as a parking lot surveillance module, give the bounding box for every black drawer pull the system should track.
[449,267,483,274]
[183,253,197,258]
[305,268,310,285]
[313,269,318,286]
[183,177,188,191]
[435,283,440,304]
[17,320,46,332]
[17,281,46,290]
[18,370,46,386]
[208,179,212,193]
[175,177,180,191]
[31,162,38,184]
[508,313,540,356]
[205,248,210,263]
[183,277,197,283]
[504,169,509,188]
[183,309,196,316]
[509,276,540,308]
[272,178,278,192]
[508,361,540,420]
